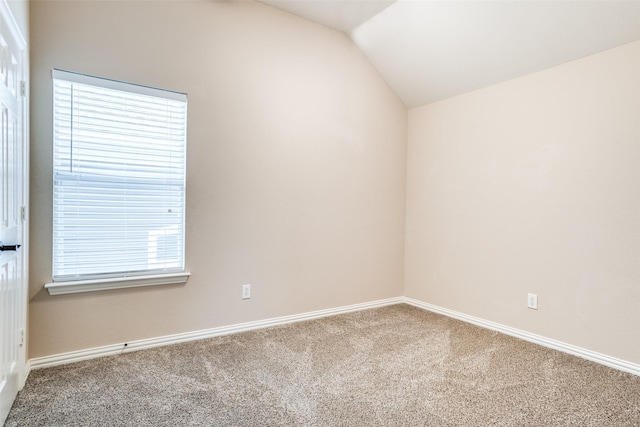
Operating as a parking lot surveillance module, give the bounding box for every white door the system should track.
[0,2,27,424]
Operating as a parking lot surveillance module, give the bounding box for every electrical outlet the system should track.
[242,284,251,299]
[527,293,538,310]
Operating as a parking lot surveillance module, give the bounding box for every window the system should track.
[46,69,189,295]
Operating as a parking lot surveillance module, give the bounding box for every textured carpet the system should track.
[5,304,640,426]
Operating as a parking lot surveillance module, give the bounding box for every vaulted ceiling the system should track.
[260,0,640,108]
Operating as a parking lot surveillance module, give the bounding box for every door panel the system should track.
[0,2,26,424]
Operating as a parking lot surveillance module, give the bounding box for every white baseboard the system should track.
[29,297,404,370]
[403,297,640,377]
[28,295,639,377]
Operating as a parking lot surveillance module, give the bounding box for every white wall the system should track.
[405,41,640,364]
[29,0,407,358]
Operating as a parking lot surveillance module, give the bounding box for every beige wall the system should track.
[29,1,407,358]
[29,0,639,367]
[405,41,640,363]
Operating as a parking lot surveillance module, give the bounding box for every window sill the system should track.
[44,272,191,295]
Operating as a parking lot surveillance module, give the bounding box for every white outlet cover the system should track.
[242,284,251,299]
[527,293,538,310]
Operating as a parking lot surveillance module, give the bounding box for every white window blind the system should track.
[52,69,187,281]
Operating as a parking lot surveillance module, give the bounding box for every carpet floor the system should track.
[5,304,640,426]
